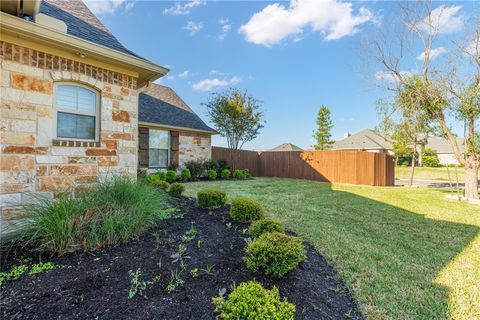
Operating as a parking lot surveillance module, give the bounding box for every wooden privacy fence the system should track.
[211,147,395,186]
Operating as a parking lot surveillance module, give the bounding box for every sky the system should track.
[84,0,476,150]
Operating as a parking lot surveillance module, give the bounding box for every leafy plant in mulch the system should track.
[221,169,231,179]
[166,170,177,183]
[230,197,264,222]
[128,268,151,299]
[147,171,166,184]
[212,280,295,320]
[152,180,170,190]
[197,189,227,209]
[208,169,217,180]
[0,262,62,285]
[244,232,306,278]
[168,183,185,197]
[248,218,284,238]
[21,177,173,254]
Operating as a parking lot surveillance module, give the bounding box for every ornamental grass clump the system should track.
[197,189,227,209]
[168,183,185,197]
[230,197,264,221]
[212,280,295,320]
[244,232,306,278]
[248,218,285,238]
[22,177,172,254]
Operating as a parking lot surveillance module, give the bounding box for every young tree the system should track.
[203,88,264,170]
[366,1,480,199]
[312,105,334,150]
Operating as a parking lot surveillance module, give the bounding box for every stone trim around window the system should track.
[52,139,101,148]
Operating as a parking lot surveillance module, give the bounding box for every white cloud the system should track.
[184,21,204,36]
[84,0,126,14]
[375,69,417,83]
[218,18,232,40]
[192,76,241,91]
[416,47,447,61]
[163,0,205,15]
[209,70,226,76]
[125,2,135,12]
[239,0,373,47]
[420,5,464,34]
[178,70,190,79]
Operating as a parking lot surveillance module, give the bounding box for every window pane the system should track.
[149,149,168,167]
[57,85,96,113]
[149,129,169,149]
[58,112,95,140]
[77,87,96,113]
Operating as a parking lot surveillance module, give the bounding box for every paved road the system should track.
[395,178,468,188]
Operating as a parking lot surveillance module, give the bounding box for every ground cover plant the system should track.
[0,194,361,320]
[185,178,480,320]
[21,177,172,254]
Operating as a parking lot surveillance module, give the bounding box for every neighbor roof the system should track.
[426,136,465,154]
[40,0,145,60]
[332,129,393,150]
[269,143,303,152]
[139,84,216,134]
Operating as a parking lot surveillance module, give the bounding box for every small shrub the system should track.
[180,168,191,182]
[185,160,204,179]
[248,218,285,238]
[230,197,264,221]
[212,280,295,320]
[221,169,231,179]
[166,170,177,183]
[423,155,440,167]
[244,232,306,278]
[208,169,217,180]
[216,159,229,172]
[242,169,251,178]
[233,169,246,180]
[168,183,185,197]
[147,171,166,184]
[197,189,227,209]
[153,180,170,190]
[203,160,219,172]
[167,163,178,171]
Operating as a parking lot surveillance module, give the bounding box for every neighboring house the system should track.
[332,129,394,155]
[0,0,213,218]
[269,143,303,152]
[425,136,464,165]
[138,84,216,170]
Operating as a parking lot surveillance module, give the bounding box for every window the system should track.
[149,129,170,168]
[55,84,99,140]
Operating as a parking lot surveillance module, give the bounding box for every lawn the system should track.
[185,178,480,320]
[395,166,467,181]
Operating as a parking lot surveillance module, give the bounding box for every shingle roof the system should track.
[426,136,465,154]
[332,129,393,150]
[139,84,216,134]
[269,143,303,152]
[40,0,146,60]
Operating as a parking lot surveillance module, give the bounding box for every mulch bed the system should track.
[0,197,362,320]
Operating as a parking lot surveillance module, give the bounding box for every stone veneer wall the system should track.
[0,41,139,226]
[178,132,211,167]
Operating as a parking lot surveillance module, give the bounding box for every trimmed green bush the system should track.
[248,218,285,238]
[180,168,191,182]
[147,171,166,184]
[168,183,185,197]
[185,160,204,179]
[197,189,227,209]
[221,169,231,179]
[423,155,440,167]
[216,159,229,173]
[166,170,177,183]
[208,169,217,180]
[212,280,295,320]
[22,177,172,254]
[230,197,264,221]
[233,169,246,180]
[242,169,251,178]
[153,180,170,190]
[244,232,306,278]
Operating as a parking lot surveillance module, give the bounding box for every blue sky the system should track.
[84,0,474,150]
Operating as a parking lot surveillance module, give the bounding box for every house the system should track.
[0,0,214,214]
[332,129,464,165]
[332,129,394,155]
[269,143,303,152]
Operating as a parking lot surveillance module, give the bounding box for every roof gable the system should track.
[269,143,303,152]
[332,129,393,150]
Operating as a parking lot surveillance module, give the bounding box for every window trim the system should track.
[148,129,170,168]
[53,82,100,142]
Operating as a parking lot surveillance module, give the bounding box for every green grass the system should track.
[395,166,468,181]
[185,178,480,320]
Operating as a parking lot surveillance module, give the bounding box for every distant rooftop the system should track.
[332,129,393,150]
[269,143,303,152]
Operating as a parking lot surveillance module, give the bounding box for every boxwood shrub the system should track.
[221,169,231,179]
[244,232,306,278]
[197,189,227,209]
[166,170,177,183]
[242,169,251,178]
[212,280,295,320]
[153,180,170,190]
[208,169,217,180]
[168,183,185,197]
[230,197,264,221]
[233,169,246,180]
[248,218,285,238]
[147,171,166,184]
[180,168,191,182]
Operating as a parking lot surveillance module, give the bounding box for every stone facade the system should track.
[178,132,211,167]
[0,41,139,213]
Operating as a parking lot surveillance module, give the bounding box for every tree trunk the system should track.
[464,163,479,200]
[409,150,416,187]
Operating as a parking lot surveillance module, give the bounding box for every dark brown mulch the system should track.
[0,197,362,320]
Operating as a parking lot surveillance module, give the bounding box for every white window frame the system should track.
[149,129,170,168]
[53,82,100,141]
